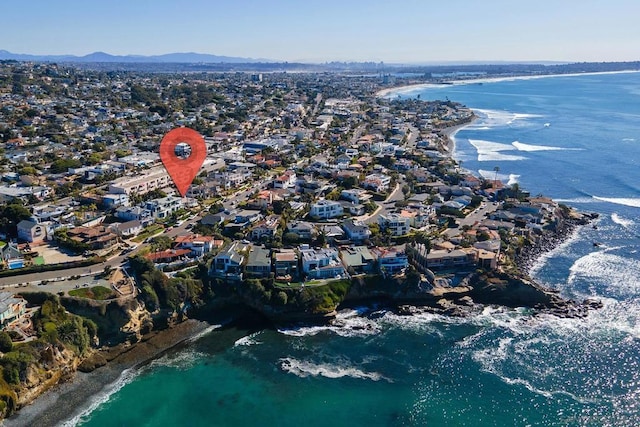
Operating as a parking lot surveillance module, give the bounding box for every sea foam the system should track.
[593,196,640,208]
[611,213,635,229]
[61,368,139,427]
[279,357,390,382]
[468,139,527,162]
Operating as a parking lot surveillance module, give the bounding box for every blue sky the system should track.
[4,0,640,63]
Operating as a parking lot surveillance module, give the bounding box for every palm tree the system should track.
[493,166,500,187]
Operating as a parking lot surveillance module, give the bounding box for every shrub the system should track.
[0,333,11,354]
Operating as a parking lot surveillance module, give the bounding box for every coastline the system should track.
[375,69,640,98]
[5,319,213,427]
[440,117,476,154]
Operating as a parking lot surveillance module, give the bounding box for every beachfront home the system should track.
[300,247,345,279]
[339,246,375,274]
[274,249,298,279]
[0,292,27,327]
[372,247,409,275]
[210,241,248,280]
[244,246,272,278]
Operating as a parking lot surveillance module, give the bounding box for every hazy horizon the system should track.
[4,0,640,63]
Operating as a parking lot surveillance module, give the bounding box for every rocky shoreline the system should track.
[5,319,212,427]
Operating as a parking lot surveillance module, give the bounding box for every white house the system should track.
[363,173,391,192]
[300,247,345,279]
[342,220,371,241]
[310,200,343,220]
[373,247,409,274]
[145,196,184,219]
[378,213,411,236]
[340,189,372,205]
[273,170,296,189]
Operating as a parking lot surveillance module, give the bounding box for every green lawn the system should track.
[33,256,45,266]
[69,285,115,300]
[132,224,165,243]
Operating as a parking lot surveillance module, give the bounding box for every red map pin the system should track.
[159,127,207,197]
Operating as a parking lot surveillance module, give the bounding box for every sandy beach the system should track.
[4,319,213,427]
[375,70,640,98]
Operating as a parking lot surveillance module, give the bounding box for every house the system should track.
[250,216,280,242]
[251,190,274,210]
[174,234,222,257]
[102,193,130,209]
[145,248,191,263]
[372,247,408,274]
[378,213,411,236]
[110,220,143,238]
[286,221,317,240]
[235,209,262,225]
[342,220,371,242]
[17,220,47,243]
[210,241,247,279]
[245,246,272,278]
[145,196,184,220]
[310,200,343,220]
[340,246,375,274]
[108,166,170,195]
[476,248,498,270]
[273,170,296,189]
[0,292,27,326]
[363,173,391,192]
[300,247,345,279]
[115,206,152,223]
[344,203,365,216]
[426,249,477,269]
[399,208,433,229]
[340,189,372,205]
[1,243,24,270]
[274,249,298,279]
[66,225,119,250]
[316,224,345,243]
[200,212,229,227]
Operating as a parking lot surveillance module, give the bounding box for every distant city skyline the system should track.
[4,0,640,64]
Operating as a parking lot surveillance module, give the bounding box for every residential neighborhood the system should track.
[0,61,574,340]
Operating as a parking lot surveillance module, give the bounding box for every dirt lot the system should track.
[34,243,84,264]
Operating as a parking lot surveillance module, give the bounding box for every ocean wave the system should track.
[146,348,207,371]
[278,308,382,338]
[279,357,390,382]
[592,196,640,208]
[529,225,583,277]
[468,139,527,162]
[234,331,263,347]
[568,251,640,297]
[511,141,570,152]
[553,197,599,204]
[478,169,520,185]
[611,213,635,229]
[622,138,636,142]
[185,324,223,344]
[61,368,139,427]
[507,174,520,185]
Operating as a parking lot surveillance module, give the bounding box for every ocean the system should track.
[71,72,640,426]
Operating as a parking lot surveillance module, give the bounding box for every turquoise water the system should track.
[74,73,640,426]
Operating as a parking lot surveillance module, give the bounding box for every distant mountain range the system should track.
[0,50,272,63]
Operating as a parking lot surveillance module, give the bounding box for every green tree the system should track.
[0,332,12,353]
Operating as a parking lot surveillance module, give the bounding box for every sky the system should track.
[3,0,640,63]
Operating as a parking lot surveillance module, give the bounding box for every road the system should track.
[441,202,499,238]
[362,178,405,225]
